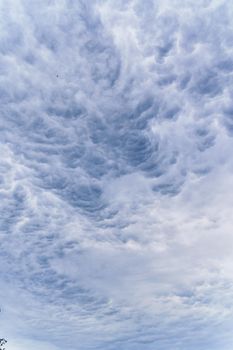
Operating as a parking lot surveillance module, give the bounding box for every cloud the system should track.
[0,0,233,349]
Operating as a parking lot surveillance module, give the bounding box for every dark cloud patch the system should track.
[62,145,86,169]
[190,71,222,98]
[122,132,153,167]
[64,182,104,213]
[216,58,233,73]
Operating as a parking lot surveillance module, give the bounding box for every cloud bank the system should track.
[1,0,233,349]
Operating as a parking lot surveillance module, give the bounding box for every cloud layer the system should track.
[1,0,233,349]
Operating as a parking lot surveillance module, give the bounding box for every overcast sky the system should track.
[1,0,233,349]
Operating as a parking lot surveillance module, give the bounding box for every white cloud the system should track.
[0,0,233,349]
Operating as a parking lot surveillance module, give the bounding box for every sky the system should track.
[1,0,233,349]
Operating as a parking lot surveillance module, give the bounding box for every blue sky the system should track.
[1,0,233,349]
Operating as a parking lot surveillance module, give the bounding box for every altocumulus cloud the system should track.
[1,0,233,349]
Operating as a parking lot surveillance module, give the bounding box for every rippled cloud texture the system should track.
[1,0,233,349]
